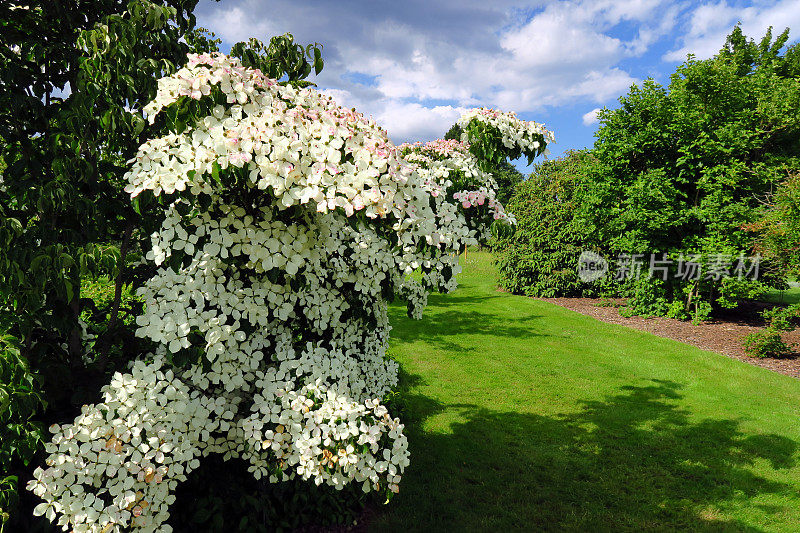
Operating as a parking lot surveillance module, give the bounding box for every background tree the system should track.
[2,2,208,526]
[743,171,800,358]
[497,26,800,321]
[749,171,800,277]
[495,150,608,297]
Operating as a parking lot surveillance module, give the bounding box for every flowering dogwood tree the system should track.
[28,52,553,532]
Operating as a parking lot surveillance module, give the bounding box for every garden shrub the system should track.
[494,150,610,297]
[26,53,551,531]
[743,330,793,359]
[743,303,799,359]
[761,304,800,332]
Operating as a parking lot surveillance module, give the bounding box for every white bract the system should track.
[30,52,550,532]
[457,107,556,155]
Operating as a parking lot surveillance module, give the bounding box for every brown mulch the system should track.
[535,297,800,379]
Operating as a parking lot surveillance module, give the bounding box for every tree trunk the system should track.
[96,222,134,371]
[67,283,82,361]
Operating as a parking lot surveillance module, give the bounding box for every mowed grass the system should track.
[763,286,800,305]
[371,251,800,532]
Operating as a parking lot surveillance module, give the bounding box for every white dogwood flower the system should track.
[31,52,551,532]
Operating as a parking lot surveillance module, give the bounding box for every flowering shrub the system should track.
[28,52,551,532]
[457,108,555,169]
[398,139,515,227]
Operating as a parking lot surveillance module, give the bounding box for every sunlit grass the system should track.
[763,285,800,305]
[373,251,800,532]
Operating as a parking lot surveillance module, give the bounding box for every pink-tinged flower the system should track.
[228,152,252,166]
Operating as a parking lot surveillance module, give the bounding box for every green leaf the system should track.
[211,161,221,186]
[7,218,22,234]
[64,280,74,302]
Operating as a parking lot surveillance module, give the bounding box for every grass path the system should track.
[371,251,800,532]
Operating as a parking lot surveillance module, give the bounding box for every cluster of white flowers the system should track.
[458,107,555,155]
[29,358,210,531]
[30,53,547,532]
[398,139,515,226]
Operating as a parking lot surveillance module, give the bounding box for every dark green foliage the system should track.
[495,150,608,297]
[231,34,323,87]
[489,161,523,206]
[1,1,210,525]
[497,26,800,320]
[444,123,462,141]
[1,0,207,351]
[169,457,372,532]
[0,331,45,527]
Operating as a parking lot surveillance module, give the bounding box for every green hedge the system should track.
[495,150,608,297]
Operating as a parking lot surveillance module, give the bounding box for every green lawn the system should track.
[763,286,800,305]
[372,251,800,532]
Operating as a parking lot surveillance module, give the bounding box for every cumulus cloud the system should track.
[664,0,800,62]
[194,0,684,141]
[377,102,467,143]
[321,87,465,143]
[203,5,278,45]
[582,107,602,126]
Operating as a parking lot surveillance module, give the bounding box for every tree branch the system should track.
[95,222,134,372]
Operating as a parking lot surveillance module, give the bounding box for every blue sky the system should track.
[195,0,800,173]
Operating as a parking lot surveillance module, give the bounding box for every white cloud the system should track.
[196,0,680,142]
[321,87,465,143]
[378,102,467,143]
[665,0,800,62]
[499,8,625,69]
[201,4,277,45]
[582,107,602,125]
[329,0,656,112]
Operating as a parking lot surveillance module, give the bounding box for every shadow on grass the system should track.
[422,284,503,307]
[388,305,546,353]
[374,377,798,532]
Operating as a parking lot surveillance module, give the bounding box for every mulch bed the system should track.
[535,297,800,379]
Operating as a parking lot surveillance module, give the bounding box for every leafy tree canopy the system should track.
[497,26,800,320]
